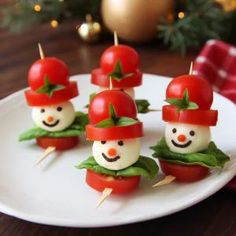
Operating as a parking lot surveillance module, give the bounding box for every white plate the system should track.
[0,74,235,227]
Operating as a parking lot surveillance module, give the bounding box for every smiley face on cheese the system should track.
[92,138,141,170]
[165,122,211,154]
[32,101,76,132]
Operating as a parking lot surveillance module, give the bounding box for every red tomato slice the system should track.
[91,68,142,88]
[36,136,79,150]
[162,105,218,126]
[86,169,141,194]
[25,82,78,106]
[159,160,209,182]
[86,123,143,140]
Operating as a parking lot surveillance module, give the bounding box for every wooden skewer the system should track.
[189,61,193,75]
[148,108,162,112]
[96,188,113,208]
[114,31,119,46]
[38,42,45,59]
[152,175,176,188]
[109,75,113,90]
[35,146,56,166]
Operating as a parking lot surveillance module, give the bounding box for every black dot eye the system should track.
[40,109,45,113]
[172,128,177,133]
[118,140,124,146]
[101,141,106,144]
[57,107,63,112]
[189,130,195,136]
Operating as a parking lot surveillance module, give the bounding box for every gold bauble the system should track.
[215,0,236,12]
[77,14,102,43]
[101,0,174,43]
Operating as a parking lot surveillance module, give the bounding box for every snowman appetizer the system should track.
[19,52,88,150]
[90,33,150,113]
[151,74,229,182]
[78,90,158,194]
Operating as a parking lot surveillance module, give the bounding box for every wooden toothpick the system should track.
[114,31,119,46]
[96,188,113,208]
[35,146,56,166]
[109,75,113,90]
[189,61,193,75]
[38,42,45,59]
[152,175,176,188]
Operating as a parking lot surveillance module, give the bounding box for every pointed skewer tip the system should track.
[38,42,45,59]
[35,146,56,166]
[96,188,113,208]
[114,31,118,46]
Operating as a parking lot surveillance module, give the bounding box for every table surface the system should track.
[0,22,235,236]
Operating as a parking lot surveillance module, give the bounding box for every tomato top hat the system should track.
[25,57,78,106]
[86,90,143,140]
[91,45,142,88]
[163,74,218,126]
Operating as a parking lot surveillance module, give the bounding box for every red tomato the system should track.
[100,45,140,74]
[91,68,142,88]
[28,57,70,91]
[86,122,143,140]
[162,105,218,126]
[166,75,213,109]
[36,136,79,150]
[25,81,78,106]
[88,90,137,125]
[86,169,140,194]
[159,160,209,182]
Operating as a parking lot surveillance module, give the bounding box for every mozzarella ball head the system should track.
[32,101,76,132]
[93,138,141,170]
[165,122,211,154]
[98,86,135,99]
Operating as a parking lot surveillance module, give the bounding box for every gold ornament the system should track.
[101,0,174,43]
[77,14,102,43]
[215,0,236,12]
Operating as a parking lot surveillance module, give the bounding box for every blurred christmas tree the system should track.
[1,0,235,54]
[1,0,100,32]
[158,0,236,54]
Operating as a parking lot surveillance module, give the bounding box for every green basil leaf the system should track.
[116,117,138,126]
[18,127,48,141]
[77,156,158,179]
[150,138,230,168]
[35,75,65,97]
[95,118,115,128]
[165,89,198,111]
[135,99,150,113]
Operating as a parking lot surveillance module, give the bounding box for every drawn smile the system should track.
[102,153,121,162]
[171,140,192,148]
[42,120,60,127]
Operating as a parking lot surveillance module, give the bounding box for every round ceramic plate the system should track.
[0,74,235,227]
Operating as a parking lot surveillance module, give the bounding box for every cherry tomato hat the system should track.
[86,90,143,140]
[162,74,218,126]
[25,57,78,106]
[91,45,142,88]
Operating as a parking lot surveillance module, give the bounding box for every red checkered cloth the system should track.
[193,39,236,190]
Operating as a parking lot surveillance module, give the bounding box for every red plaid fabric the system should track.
[193,39,236,190]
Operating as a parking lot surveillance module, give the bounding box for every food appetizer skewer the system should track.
[19,44,88,163]
[90,32,153,114]
[151,67,230,182]
[77,89,158,206]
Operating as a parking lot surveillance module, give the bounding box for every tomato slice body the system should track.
[159,160,209,182]
[36,136,79,150]
[91,68,142,88]
[25,82,78,106]
[162,105,218,126]
[86,169,141,194]
[86,123,143,140]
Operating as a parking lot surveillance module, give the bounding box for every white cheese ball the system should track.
[165,122,211,154]
[98,86,135,99]
[32,101,76,132]
[92,138,141,170]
